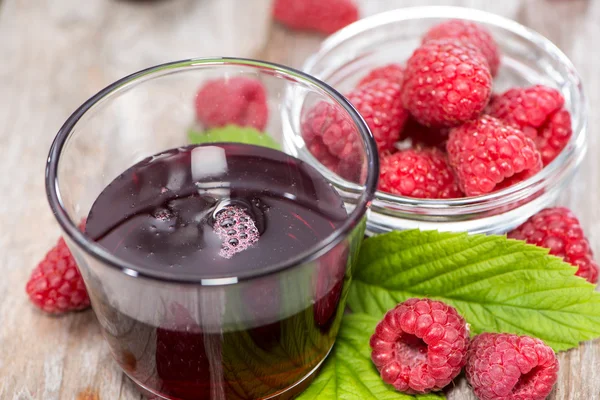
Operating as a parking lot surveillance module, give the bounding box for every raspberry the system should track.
[370,298,470,394]
[402,39,492,128]
[423,20,500,76]
[195,77,268,131]
[273,0,359,35]
[305,135,341,173]
[358,64,405,87]
[488,85,572,165]
[508,207,599,283]
[346,79,408,152]
[302,79,407,156]
[403,117,449,150]
[213,205,260,259]
[302,101,359,160]
[378,149,462,199]
[487,86,563,136]
[536,109,572,165]
[26,237,90,314]
[301,103,364,183]
[465,333,559,400]
[446,115,542,196]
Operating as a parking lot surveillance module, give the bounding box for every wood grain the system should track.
[0,0,598,399]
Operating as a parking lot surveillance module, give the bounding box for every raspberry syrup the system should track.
[85,143,350,399]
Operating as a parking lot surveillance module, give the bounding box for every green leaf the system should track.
[347,230,600,352]
[297,313,445,400]
[188,125,280,150]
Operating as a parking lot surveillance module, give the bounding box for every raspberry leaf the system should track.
[297,313,445,400]
[348,230,600,352]
[188,125,280,150]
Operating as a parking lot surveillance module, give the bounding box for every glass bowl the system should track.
[300,6,587,235]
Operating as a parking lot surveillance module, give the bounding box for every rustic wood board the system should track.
[0,0,598,399]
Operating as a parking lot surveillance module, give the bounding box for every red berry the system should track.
[302,79,407,158]
[487,86,563,136]
[508,207,599,283]
[402,39,492,128]
[195,77,268,131]
[536,109,572,165]
[358,64,405,87]
[273,0,359,35]
[26,237,90,314]
[488,85,572,165]
[301,103,365,183]
[379,148,462,199]
[423,20,500,76]
[370,298,470,394]
[305,134,341,172]
[302,101,359,160]
[466,333,559,400]
[307,137,363,183]
[346,79,408,152]
[446,115,542,196]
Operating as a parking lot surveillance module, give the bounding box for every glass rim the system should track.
[46,57,379,286]
[303,5,587,211]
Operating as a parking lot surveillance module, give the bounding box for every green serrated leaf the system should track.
[297,313,446,400]
[188,125,280,150]
[347,230,600,352]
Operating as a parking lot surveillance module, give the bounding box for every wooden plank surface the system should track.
[0,0,598,399]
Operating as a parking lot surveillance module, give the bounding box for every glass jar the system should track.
[46,58,378,400]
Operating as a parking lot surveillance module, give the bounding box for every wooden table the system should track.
[0,0,598,399]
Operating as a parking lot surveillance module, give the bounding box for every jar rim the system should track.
[46,57,379,285]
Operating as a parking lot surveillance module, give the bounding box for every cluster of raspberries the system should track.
[302,20,572,198]
[371,298,559,400]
